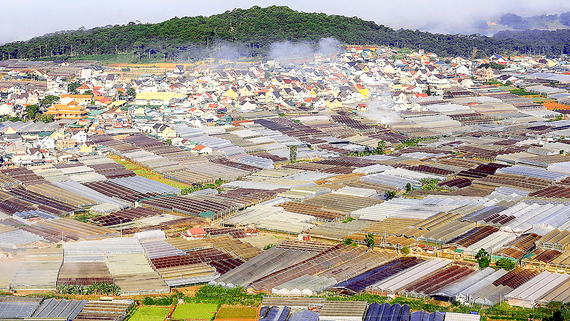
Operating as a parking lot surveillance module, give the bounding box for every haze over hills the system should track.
[1,6,570,62]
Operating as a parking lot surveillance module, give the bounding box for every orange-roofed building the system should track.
[186,227,206,239]
[46,101,88,120]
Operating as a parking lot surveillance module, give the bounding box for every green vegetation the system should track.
[384,190,397,200]
[401,246,410,256]
[420,178,439,191]
[181,184,208,195]
[496,258,517,271]
[342,217,355,223]
[142,296,174,306]
[510,88,536,96]
[2,6,570,62]
[171,303,217,319]
[56,283,120,296]
[187,285,263,306]
[478,62,507,70]
[40,95,59,106]
[343,238,353,245]
[129,306,170,321]
[263,244,275,250]
[324,292,387,303]
[215,306,258,319]
[73,212,101,223]
[476,248,491,269]
[364,233,375,250]
[68,82,81,94]
[289,145,297,163]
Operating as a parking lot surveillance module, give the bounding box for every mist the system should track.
[269,38,340,60]
[2,1,570,45]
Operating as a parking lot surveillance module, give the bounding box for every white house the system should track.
[72,131,88,143]
[0,103,13,115]
[37,136,55,149]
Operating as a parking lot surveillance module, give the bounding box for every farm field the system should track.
[214,305,258,320]
[172,303,218,320]
[108,154,191,190]
[129,306,171,321]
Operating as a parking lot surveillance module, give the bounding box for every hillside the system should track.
[493,29,570,55]
[0,6,568,62]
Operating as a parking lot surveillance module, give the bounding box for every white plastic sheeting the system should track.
[505,272,570,308]
[111,176,181,194]
[496,165,568,181]
[372,259,451,293]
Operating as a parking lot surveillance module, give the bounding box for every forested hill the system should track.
[0,6,569,61]
[493,29,570,55]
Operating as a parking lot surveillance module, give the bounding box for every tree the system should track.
[496,258,516,271]
[420,178,439,190]
[364,233,375,250]
[343,238,353,246]
[405,183,412,193]
[289,145,297,163]
[68,82,81,94]
[385,190,397,200]
[127,87,137,98]
[166,138,172,145]
[475,248,490,269]
[25,104,39,120]
[426,86,432,96]
[377,140,386,155]
[40,95,59,106]
[263,244,275,250]
[401,246,410,256]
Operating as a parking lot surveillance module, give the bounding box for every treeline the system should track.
[1,6,569,61]
[493,29,570,55]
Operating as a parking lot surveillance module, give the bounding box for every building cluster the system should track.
[3,47,570,318]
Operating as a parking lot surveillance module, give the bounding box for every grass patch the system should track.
[73,213,101,223]
[172,303,217,320]
[107,154,191,190]
[129,306,170,321]
[215,305,257,319]
[509,89,537,96]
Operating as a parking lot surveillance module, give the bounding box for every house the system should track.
[186,227,206,239]
[192,145,213,154]
[56,138,76,150]
[0,103,13,115]
[455,65,471,75]
[72,131,88,143]
[37,136,55,149]
[157,126,176,139]
[80,142,93,153]
[27,148,44,161]
[174,65,185,75]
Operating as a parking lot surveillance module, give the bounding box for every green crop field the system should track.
[215,306,258,319]
[129,306,170,321]
[172,303,218,320]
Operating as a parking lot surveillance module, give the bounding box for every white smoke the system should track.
[364,86,400,124]
[212,40,249,60]
[316,37,340,56]
[269,37,340,60]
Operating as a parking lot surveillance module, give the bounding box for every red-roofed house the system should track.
[186,227,206,239]
[192,145,213,154]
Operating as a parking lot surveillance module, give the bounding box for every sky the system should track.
[2,0,570,45]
